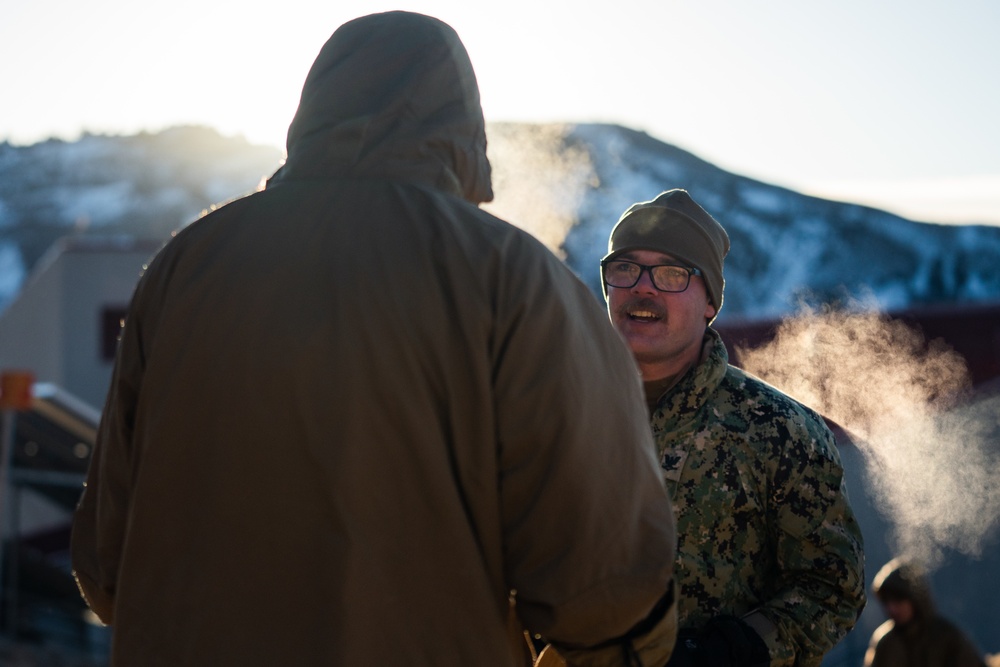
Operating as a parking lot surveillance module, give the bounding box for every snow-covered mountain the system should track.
[2,123,999,320]
[484,123,1000,322]
[0,126,283,312]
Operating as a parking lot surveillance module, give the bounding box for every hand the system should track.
[692,616,770,667]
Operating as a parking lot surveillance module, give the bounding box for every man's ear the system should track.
[704,301,717,321]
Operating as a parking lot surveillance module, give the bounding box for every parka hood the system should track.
[872,557,936,620]
[270,11,493,204]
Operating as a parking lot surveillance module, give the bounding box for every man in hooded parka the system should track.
[864,558,987,667]
[71,11,679,667]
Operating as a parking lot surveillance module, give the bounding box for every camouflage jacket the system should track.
[652,328,865,666]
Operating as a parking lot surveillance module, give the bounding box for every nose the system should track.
[631,266,658,294]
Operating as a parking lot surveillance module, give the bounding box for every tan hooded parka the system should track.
[72,11,677,667]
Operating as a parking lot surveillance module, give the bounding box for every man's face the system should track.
[882,598,915,626]
[605,249,716,379]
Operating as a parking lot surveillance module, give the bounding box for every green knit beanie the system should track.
[603,189,730,315]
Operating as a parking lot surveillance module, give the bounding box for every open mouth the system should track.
[627,307,662,323]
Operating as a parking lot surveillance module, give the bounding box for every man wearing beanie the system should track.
[600,189,866,666]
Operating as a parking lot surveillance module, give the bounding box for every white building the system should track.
[0,236,162,411]
[0,235,160,653]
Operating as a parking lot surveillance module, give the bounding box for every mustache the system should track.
[615,297,666,319]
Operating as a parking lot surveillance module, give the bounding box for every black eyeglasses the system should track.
[601,259,702,293]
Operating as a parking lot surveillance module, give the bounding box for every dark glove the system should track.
[692,616,770,667]
[665,630,700,667]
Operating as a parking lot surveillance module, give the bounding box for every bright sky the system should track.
[3,0,999,225]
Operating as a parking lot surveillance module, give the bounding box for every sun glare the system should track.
[2,0,998,224]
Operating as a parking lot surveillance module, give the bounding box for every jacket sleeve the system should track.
[752,417,866,665]
[491,241,677,666]
[71,274,150,625]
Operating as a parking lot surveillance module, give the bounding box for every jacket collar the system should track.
[651,327,729,430]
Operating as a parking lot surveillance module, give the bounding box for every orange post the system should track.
[0,371,34,411]
[0,369,34,629]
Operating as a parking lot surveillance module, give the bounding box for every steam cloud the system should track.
[736,302,1000,568]
[482,123,596,256]
[480,122,1000,569]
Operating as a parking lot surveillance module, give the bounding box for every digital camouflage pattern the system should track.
[652,328,865,666]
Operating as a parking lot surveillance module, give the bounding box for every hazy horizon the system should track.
[4,0,999,225]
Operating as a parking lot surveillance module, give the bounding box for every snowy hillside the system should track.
[2,123,999,320]
[484,123,1000,322]
[0,126,283,311]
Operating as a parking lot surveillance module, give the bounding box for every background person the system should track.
[599,189,866,666]
[71,12,678,666]
[865,557,987,667]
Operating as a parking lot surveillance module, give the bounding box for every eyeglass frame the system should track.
[600,258,703,293]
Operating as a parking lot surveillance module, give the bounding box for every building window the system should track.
[101,306,129,361]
